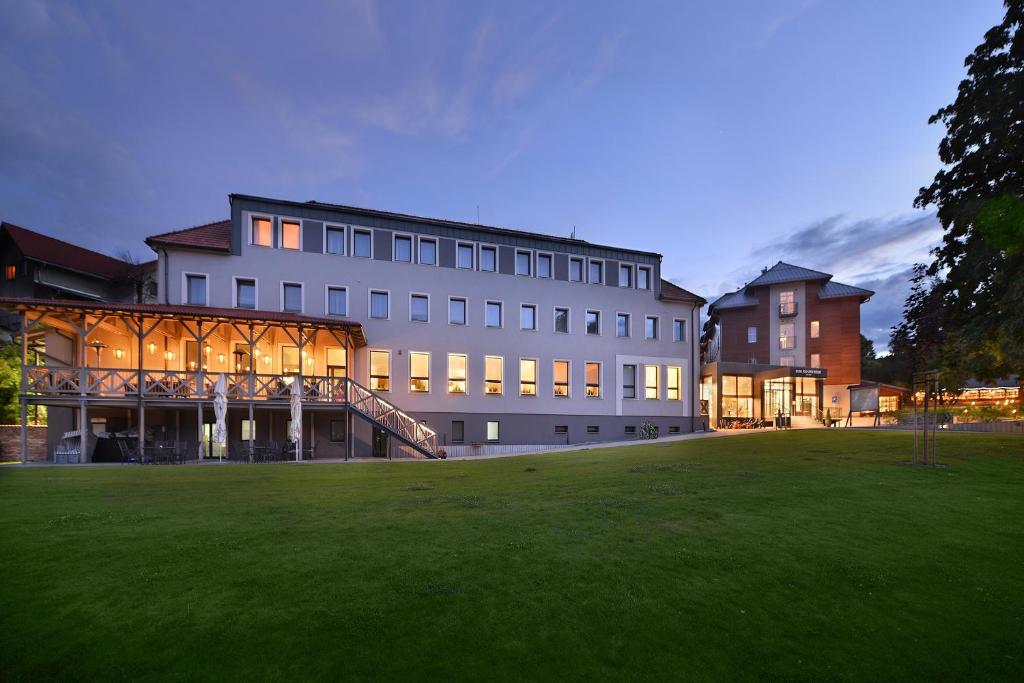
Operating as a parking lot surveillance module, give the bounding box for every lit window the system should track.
[281,346,300,374]
[418,238,437,265]
[537,253,552,278]
[394,235,412,262]
[487,420,500,442]
[457,243,474,269]
[235,279,256,309]
[722,375,754,417]
[554,307,569,333]
[779,290,796,316]
[282,283,302,312]
[616,313,630,337]
[673,319,686,342]
[369,350,390,391]
[619,264,633,287]
[241,419,255,441]
[779,356,795,367]
[326,347,347,377]
[585,362,600,397]
[410,294,429,322]
[520,304,536,330]
[623,364,637,399]
[810,353,821,368]
[5,264,16,280]
[645,316,658,340]
[569,258,583,282]
[589,260,603,284]
[645,365,660,399]
[281,221,300,250]
[186,274,207,305]
[485,356,503,395]
[810,320,820,339]
[448,297,466,325]
[480,246,496,272]
[353,230,372,258]
[520,359,537,396]
[553,360,570,397]
[779,323,795,350]
[251,217,272,246]
[325,226,345,254]
[409,352,430,392]
[327,287,347,316]
[586,310,600,335]
[370,290,389,319]
[637,267,651,290]
[448,354,467,394]
[667,366,681,400]
[516,250,532,276]
[486,301,502,328]
[747,326,757,344]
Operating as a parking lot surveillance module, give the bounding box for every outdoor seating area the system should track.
[718,417,769,429]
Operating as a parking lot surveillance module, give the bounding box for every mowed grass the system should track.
[1,431,1023,681]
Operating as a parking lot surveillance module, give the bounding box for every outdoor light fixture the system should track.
[165,350,175,361]
[253,348,261,358]
[204,344,212,355]
[263,355,271,366]
[147,341,157,354]
[189,361,197,370]
[113,348,125,360]
[217,353,225,364]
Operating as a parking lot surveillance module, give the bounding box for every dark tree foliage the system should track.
[904,0,1024,386]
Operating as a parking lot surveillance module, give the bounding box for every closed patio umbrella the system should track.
[289,377,302,461]
[213,373,228,462]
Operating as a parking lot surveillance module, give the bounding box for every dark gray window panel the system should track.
[373,229,392,261]
[272,217,280,249]
[302,220,323,253]
[438,238,457,268]
[605,260,619,287]
[553,253,569,281]
[230,202,243,255]
[498,246,515,275]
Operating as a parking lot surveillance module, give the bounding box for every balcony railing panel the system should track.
[779,302,798,317]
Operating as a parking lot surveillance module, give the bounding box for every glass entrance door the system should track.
[763,378,792,419]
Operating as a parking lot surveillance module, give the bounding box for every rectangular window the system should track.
[586,310,600,335]
[186,274,207,306]
[448,297,466,325]
[327,287,347,316]
[251,216,272,246]
[520,304,536,330]
[326,347,347,377]
[586,425,599,434]
[619,264,633,287]
[281,220,300,250]
[537,253,552,278]
[624,425,637,435]
[418,238,437,265]
[330,420,347,442]
[645,316,658,340]
[282,283,303,312]
[447,354,467,394]
[669,426,680,434]
[779,356,795,367]
[779,290,796,316]
[451,420,465,443]
[645,365,660,399]
[486,301,502,328]
[554,307,569,333]
[235,278,256,309]
[569,258,583,282]
[623,364,637,399]
[520,358,537,396]
[394,235,412,262]
[5,264,16,280]
[516,250,532,276]
[747,326,757,344]
[779,322,795,350]
[673,319,686,342]
[325,226,345,254]
[667,366,681,400]
[553,360,570,397]
[554,425,568,435]
[585,362,601,397]
[810,353,821,368]
[589,260,603,284]
[487,420,500,442]
[353,230,372,258]
[241,419,255,441]
[721,375,754,417]
[409,352,430,392]
[616,313,630,338]
[369,350,390,391]
[479,245,496,272]
[370,290,389,319]
[457,243,474,269]
[637,267,651,290]
[281,346,300,374]
[485,356,503,395]
[410,294,429,322]
[810,320,820,339]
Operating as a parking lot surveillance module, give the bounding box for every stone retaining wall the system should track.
[0,425,48,462]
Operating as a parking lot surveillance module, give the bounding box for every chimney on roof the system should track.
[762,266,768,274]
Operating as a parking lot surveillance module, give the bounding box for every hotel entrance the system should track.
[763,376,820,418]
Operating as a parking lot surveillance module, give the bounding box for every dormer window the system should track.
[281,221,300,250]
[251,217,272,247]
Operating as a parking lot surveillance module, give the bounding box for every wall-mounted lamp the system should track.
[263,355,271,366]
[147,342,157,355]
[204,344,212,356]
[189,360,197,370]
[165,350,175,361]
[217,353,225,364]
[113,348,126,360]
[253,348,262,358]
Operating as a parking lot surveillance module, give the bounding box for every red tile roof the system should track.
[660,279,706,305]
[146,219,231,252]
[2,222,134,280]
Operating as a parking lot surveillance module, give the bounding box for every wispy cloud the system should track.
[755,0,819,48]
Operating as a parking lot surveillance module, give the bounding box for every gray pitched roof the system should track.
[746,261,832,287]
[709,289,760,310]
[818,280,874,300]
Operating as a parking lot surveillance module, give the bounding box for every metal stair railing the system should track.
[345,378,438,458]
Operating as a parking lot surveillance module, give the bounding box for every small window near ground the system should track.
[452,420,465,443]
[330,420,347,442]
[586,425,599,434]
[624,425,637,435]
[554,425,568,435]
[486,421,500,442]
[668,426,681,434]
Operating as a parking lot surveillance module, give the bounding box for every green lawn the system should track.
[1,431,1022,681]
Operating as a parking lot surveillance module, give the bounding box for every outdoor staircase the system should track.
[790,415,823,430]
[344,378,440,458]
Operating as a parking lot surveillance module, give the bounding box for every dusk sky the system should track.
[0,0,1006,350]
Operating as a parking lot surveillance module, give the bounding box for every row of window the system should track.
[450,420,682,444]
[746,320,821,347]
[368,350,683,400]
[184,274,688,341]
[248,214,654,288]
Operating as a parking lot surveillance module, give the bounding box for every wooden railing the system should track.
[346,378,438,456]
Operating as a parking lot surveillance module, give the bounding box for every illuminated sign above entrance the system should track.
[792,367,828,378]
